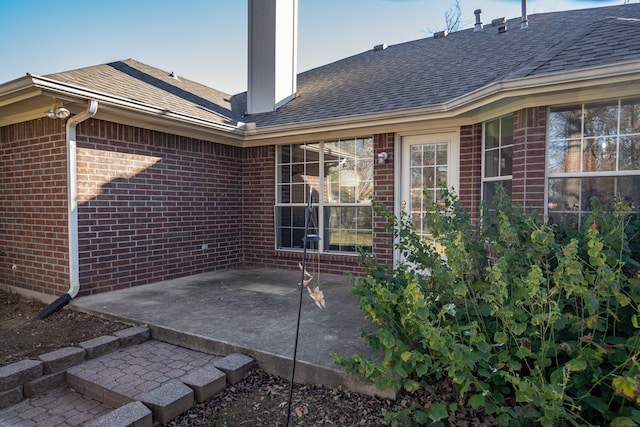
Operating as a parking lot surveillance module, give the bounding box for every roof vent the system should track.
[373,43,387,51]
[491,17,506,26]
[498,24,508,33]
[474,9,483,32]
[521,0,529,29]
[433,30,448,39]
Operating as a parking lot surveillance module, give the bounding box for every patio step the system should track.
[65,340,254,425]
[0,333,255,426]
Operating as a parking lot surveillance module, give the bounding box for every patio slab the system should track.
[71,267,385,397]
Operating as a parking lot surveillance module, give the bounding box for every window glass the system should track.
[549,106,582,140]
[621,98,640,134]
[584,102,618,137]
[582,137,617,172]
[276,138,374,254]
[547,99,640,226]
[483,181,512,211]
[620,135,640,170]
[483,115,514,212]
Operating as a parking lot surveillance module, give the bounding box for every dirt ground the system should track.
[0,288,129,366]
[0,288,493,426]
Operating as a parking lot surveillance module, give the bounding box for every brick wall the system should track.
[0,119,70,296]
[459,123,483,225]
[1,113,550,297]
[241,145,276,267]
[75,119,243,295]
[513,107,547,217]
[241,133,397,276]
[240,145,366,276]
[372,133,395,266]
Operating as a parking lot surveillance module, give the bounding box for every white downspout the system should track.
[66,100,98,298]
[34,99,98,319]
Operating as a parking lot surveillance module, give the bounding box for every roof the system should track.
[44,59,244,128]
[4,3,640,137]
[241,3,640,128]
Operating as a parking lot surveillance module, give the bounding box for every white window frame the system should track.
[481,115,513,211]
[275,139,374,254]
[546,99,640,227]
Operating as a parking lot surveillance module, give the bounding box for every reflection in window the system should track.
[276,139,374,253]
[410,143,448,240]
[483,115,513,212]
[547,99,640,226]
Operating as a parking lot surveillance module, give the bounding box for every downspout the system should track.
[35,99,98,320]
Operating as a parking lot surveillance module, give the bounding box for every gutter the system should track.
[35,99,98,319]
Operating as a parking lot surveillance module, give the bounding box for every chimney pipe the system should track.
[247,0,298,114]
[474,9,483,32]
[521,0,529,29]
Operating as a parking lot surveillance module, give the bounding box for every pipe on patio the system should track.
[35,99,98,320]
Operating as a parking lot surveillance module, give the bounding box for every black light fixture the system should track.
[45,98,70,119]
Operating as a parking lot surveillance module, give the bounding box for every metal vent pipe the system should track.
[521,0,529,29]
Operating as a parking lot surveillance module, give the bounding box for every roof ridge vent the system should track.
[373,43,387,51]
[433,30,448,39]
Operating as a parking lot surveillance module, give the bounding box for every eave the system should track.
[240,60,640,145]
[0,75,246,147]
[2,60,640,148]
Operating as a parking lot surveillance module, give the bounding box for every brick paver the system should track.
[0,339,226,426]
[0,387,111,427]
[67,340,220,403]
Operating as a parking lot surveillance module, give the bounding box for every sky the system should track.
[0,0,626,95]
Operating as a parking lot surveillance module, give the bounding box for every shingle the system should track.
[45,59,243,127]
[246,3,640,128]
[42,4,640,131]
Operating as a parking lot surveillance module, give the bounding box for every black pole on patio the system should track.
[286,186,314,426]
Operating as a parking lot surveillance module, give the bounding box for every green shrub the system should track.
[333,188,640,426]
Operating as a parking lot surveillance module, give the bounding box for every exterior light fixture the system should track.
[45,99,70,119]
[377,151,388,165]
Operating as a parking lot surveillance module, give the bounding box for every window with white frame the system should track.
[276,138,374,253]
[547,99,640,227]
[482,115,513,211]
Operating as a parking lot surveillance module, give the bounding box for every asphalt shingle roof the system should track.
[46,59,242,127]
[242,3,640,128]
[43,4,640,131]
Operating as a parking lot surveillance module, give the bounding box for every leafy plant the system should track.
[333,188,640,426]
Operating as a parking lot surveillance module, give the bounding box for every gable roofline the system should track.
[2,59,639,146]
[30,74,245,135]
[0,73,247,146]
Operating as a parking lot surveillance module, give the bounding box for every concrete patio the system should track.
[70,267,387,397]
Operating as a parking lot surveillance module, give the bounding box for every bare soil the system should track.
[0,288,129,366]
[0,288,493,426]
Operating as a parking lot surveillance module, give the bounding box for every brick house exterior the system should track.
[2,4,640,301]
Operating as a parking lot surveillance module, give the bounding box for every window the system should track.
[482,115,513,211]
[276,138,374,253]
[547,99,640,227]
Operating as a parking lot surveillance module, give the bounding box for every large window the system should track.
[276,138,374,253]
[483,115,513,211]
[548,99,640,226]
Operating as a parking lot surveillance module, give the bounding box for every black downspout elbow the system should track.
[34,293,72,320]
